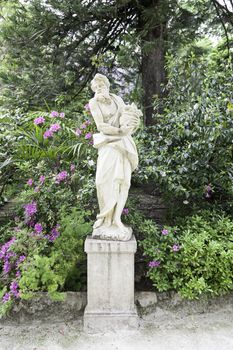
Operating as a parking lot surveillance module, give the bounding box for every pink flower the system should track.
[85,119,91,125]
[43,130,53,139]
[10,281,20,298]
[89,140,94,145]
[39,175,45,184]
[122,208,129,215]
[49,123,61,132]
[172,244,180,252]
[2,293,11,303]
[16,270,21,278]
[27,178,33,186]
[34,186,40,193]
[84,103,90,111]
[75,128,82,136]
[59,112,65,118]
[162,229,169,236]
[50,111,59,118]
[16,255,26,268]
[34,116,45,125]
[148,260,161,268]
[55,171,68,183]
[24,202,37,217]
[80,123,87,129]
[70,164,75,172]
[85,132,92,140]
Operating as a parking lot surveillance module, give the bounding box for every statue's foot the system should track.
[114,220,132,241]
[92,219,132,241]
[93,218,104,229]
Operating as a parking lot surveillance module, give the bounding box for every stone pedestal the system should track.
[83,235,139,332]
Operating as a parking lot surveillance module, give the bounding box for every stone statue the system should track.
[89,73,142,241]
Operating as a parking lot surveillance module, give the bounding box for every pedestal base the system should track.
[84,308,139,332]
[83,235,139,332]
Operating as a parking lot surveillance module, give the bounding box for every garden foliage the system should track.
[135,51,233,211]
[141,210,233,299]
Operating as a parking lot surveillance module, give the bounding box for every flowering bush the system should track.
[14,107,96,166]
[0,105,98,316]
[141,210,233,299]
[0,206,91,317]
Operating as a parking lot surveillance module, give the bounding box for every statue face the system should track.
[95,80,109,95]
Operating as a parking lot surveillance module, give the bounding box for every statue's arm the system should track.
[89,98,125,136]
[89,98,104,131]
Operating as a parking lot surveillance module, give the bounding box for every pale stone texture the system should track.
[83,235,139,332]
[89,73,142,241]
[135,291,158,309]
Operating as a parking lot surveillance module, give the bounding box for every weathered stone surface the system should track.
[0,292,87,325]
[135,291,157,309]
[84,235,139,332]
[2,290,233,327]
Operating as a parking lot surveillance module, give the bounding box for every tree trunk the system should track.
[139,1,167,125]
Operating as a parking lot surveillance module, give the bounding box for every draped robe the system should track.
[92,94,138,223]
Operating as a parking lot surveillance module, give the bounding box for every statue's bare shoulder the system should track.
[89,98,103,128]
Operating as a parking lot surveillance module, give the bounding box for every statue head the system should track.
[91,73,110,93]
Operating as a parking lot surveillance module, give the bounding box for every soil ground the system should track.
[0,302,233,350]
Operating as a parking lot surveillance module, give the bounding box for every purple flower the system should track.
[34,186,40,193]
[80,123,87,129]
[34,116,45,125]
[34,223,43,234]
[46,225,60,242]
[75,128,82,136]
[49,226,60,241]
[49,123,61,132]
[24,202,37,217]
[172,244,180,252]
[43,130,53,139]
[205,184,213,199]
[59,112,65,118]
[55,171,68,184]
[6,251,16,259]
[39,175,45,184]
[10,281,20,298]
[2,293,11,303]
[122,208,129,215]
[25,218,36,227]
[89,140,94,145]
[70,164,75,172]
[85,132,92,140]
[162,229,169,236]
[0,237,17,259]
[3,259,11,274]
[84,103,90,111]
[50,111,59,118]
[16,255,26,268]
[27,178,33,186]
[85,119,91,125]
[148,260,161,268]
[16,270,21,278]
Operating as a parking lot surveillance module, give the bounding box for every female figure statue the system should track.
[89,73,142,241]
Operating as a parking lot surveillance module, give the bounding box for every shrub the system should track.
[0,207,92,317]
[141,210,233,299]
[134,53,233,213]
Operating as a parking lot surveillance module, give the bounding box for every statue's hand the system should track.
[120,126,133,135]
[98,122,121,135]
